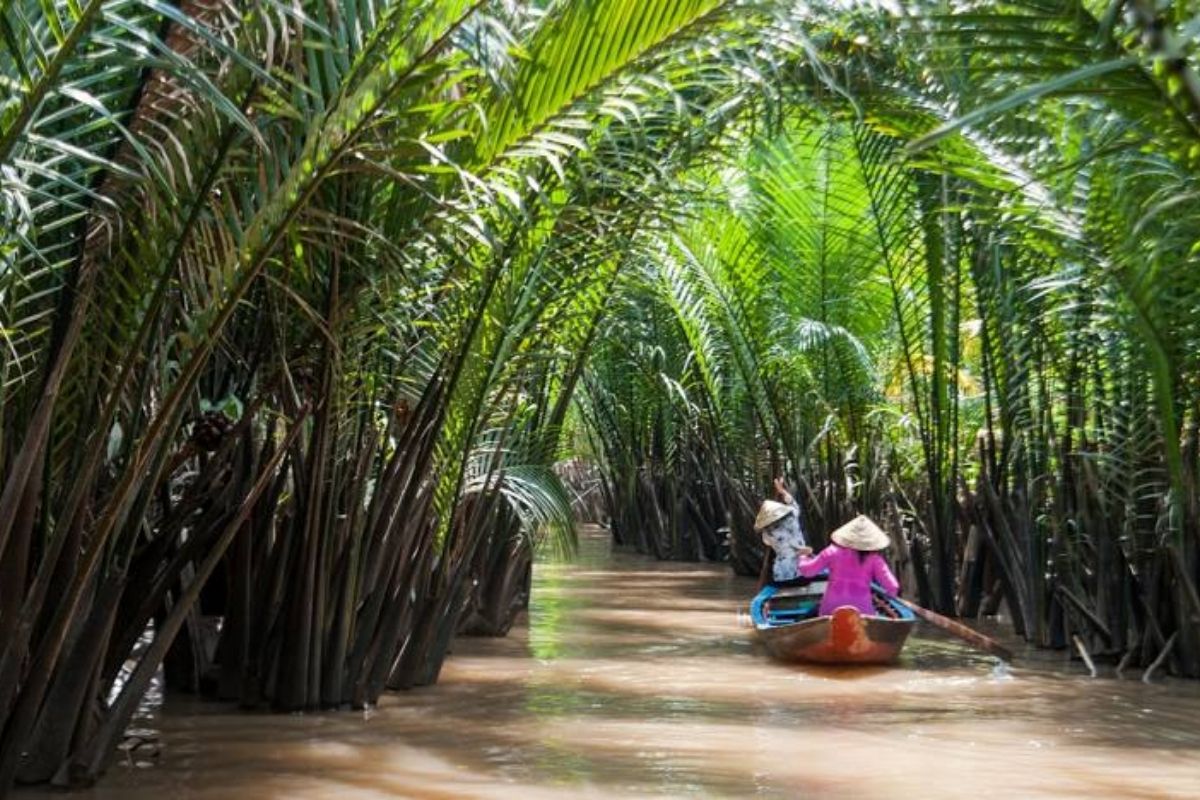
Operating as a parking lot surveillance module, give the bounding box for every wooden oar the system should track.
[755,548,774,591]
[896,598,1015,662]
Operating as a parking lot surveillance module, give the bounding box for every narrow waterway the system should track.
[71,526,1200,798]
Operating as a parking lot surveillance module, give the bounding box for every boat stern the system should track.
[829,606,872,657]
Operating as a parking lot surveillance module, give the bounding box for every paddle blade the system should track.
[898,598,1015,662]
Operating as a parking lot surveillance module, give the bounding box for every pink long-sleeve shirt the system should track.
[798,544,900,616]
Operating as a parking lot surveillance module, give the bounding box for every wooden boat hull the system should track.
[750,582,915,665]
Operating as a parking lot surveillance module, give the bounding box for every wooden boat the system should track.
[749,579,916,664]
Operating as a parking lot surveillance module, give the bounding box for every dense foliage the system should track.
[583,0,1200,684]
[2,0,1200,790]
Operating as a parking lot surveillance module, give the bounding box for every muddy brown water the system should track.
[38,526,1200,798]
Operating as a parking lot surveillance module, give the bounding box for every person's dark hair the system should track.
[856,548,884,563]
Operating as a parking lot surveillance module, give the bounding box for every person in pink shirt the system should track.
[797,515,901,616]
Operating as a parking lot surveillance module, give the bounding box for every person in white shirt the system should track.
[754,477,809,585]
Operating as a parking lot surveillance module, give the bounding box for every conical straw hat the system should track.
[830,515,890,551]
[754,500,795,531]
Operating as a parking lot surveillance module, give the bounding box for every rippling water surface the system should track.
[65,526,1200,798]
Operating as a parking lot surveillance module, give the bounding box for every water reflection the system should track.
[41,526,1200,799]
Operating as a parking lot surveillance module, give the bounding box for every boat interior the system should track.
[751,580,916,628]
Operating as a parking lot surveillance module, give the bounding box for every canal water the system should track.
[69,526,1200,798]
